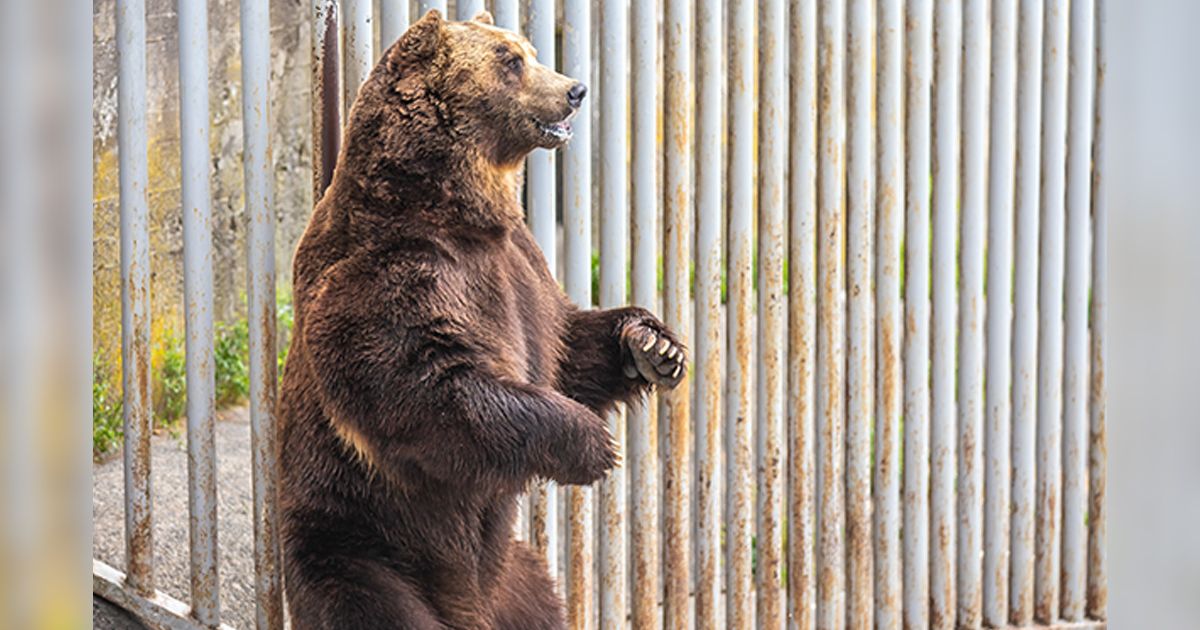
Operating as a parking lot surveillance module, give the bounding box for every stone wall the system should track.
[92,0,313,375]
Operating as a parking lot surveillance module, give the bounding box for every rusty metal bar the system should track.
[816,0,846,626]
[1011,0,1044,622]
[418,1,446,16]
[380,0,409,51]
[757,0,786,626]
[179,0,219,623]
[930,2,961,626]
[984,0,1018,623]
[662,0,692,624]
[494,0,519,31]
[457,0,485,20]
[117,0,154,598]
[525,0,559,575]
[1061,0,1095,620]
[727,0,755,626]
[562,0,594,625]
[344,0,372,117]
[903,0,933,626]
[787,0,817,627]
[597,1,628,626]
[1036,0,1069,622]
[1087,1,1108,619]
[846,0,873,626]
[694,0,723,624]
[243,0,284,627]
[312,0,340,201]
[873,0,903,627]
[94,560,237,630]
[629,0,660,625]
[957,0,988,627]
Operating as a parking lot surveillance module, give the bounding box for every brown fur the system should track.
[279,11,686,629]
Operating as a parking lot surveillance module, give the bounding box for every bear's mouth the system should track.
[535,111,576,142]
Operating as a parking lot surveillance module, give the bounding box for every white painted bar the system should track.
[873,0,903,627]
[984,0,1018,623]
[1011,0,1045,622]
[787,0,818,627]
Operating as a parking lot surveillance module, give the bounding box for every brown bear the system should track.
[278,10,686,630]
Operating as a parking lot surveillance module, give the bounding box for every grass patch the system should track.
[93,288,297,456]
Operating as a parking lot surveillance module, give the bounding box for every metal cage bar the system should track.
[179,0,220,623]
[694,0,724,626]
[117,0,154,599]
[628,0,661,625]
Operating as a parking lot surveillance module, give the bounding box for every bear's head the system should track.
[367,9,586,169]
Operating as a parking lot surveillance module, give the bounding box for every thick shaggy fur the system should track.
[279,10,686,630]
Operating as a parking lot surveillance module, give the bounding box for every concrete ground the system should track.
[93,407,260,629]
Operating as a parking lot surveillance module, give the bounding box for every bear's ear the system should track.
[473,11,494,25]
[388,9,445,68]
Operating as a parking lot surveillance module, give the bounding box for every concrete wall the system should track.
[91,0,313,373]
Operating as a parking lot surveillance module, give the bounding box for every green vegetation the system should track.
[215,318,251,406]
[93,288,297,457]
[92,356,123,456]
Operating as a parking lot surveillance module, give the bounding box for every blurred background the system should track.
[1106,0,1200,627]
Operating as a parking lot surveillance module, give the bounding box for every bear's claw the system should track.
[622,319,687,389]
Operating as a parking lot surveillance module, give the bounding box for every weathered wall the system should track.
[92,0,312,375]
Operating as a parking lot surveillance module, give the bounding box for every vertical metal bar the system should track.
[244,0,284,628]
[598,2,628,626]
[526,0,559,577]
[1036,0,1068,622]
[903,0,933,626]
[344,0,372,118]
[1061,0,1095,620]
[380,0,410,51]
[816,0,846,627]
[1087,1,1108,619]
[957,0,988,627]
[757,0,786,626]
[179,0,219,623]
[117,0,154,597]
[695,0,723,625]
[846,0,873,626]
[562,0,593,626]
[662,0,692,624]
[787,0,817,627]
[728,1,755,628]
[873,0,903,627]
[494,0,520,31]
[418,0,446,16]
[930,2,961,626]
[457,0,485,20]
[983,0,1018,623]
[629,0,661,625]
[1010,0,1044,622]
[503,0,525,547]
[312,0,341,201]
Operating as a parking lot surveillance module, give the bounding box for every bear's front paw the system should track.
[552,422,619,485]
[620,318,687,390]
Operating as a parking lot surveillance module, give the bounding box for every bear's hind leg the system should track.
[492,541,566,630]
[287,556,444,630]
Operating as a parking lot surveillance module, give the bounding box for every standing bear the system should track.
[278,10,686,629]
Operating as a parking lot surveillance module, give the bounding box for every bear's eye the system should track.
[504,53,523,74]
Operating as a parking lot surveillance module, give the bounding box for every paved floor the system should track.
[93,407,260,629]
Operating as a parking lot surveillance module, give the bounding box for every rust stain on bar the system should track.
[312,1,341,202]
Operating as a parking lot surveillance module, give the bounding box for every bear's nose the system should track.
[567,82,588,109]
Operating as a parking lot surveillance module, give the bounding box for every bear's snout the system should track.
[567,82,587,109]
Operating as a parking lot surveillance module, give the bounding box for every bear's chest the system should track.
[461,237,565,387]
